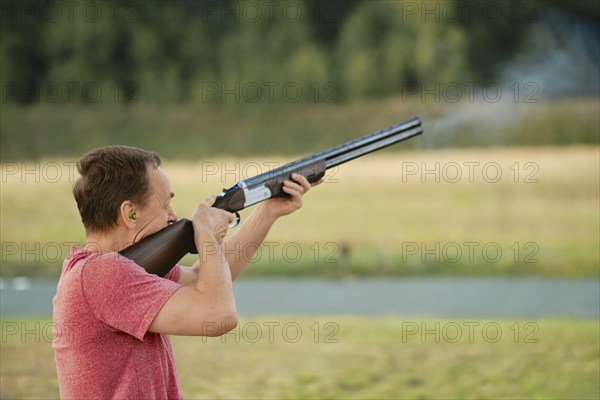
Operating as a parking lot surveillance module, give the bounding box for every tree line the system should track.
[2,0,594,105]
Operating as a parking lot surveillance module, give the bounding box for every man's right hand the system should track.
[191,196,235,245]
[149,195,238,337]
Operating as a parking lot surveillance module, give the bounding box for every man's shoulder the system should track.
[63,247,139,278]
[57,248,144,303]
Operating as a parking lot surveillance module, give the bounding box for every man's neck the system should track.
[85,229,132,253]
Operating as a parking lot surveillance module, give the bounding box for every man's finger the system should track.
[291,174,312,189]
[204,195,217,206]
[283,180,305,194]
[221,210,235,224]
[291,173,311,190]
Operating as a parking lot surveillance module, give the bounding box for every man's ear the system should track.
[120,200,137,229]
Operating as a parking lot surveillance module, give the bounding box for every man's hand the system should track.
[191,196,235,244]
[178,173,322,285]
[150,197,237,337]
[260,173,322,219]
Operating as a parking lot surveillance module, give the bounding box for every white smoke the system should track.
[501,8,600,98]
[420,7,599,148]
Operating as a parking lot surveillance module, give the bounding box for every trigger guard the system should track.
[229,212,241,229]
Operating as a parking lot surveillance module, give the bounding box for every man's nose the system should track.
[168,206,177,223]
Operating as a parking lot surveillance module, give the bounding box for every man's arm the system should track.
[148,197,238,336]
[222,203,278,280]
[177,206,276,285]
[177,174,317,285]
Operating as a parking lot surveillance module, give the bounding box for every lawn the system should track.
[0,317,598,399]
[1,98,598,161]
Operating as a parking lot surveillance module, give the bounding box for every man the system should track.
[53,145,317,398]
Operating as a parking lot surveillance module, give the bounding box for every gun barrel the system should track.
[324,117,422,168]
[213,116,423,212]
[242,117,422,188]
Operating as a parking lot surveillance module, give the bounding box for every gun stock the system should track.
[119,218,196,277]
[120,117,423,276]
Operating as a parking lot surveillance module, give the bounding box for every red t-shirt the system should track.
[53,247,183,399]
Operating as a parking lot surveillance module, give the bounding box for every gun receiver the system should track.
[120,117,423,276]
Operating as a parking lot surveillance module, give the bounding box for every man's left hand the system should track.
[260,173,322,219]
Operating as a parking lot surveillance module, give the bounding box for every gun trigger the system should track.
[228,212,241,229]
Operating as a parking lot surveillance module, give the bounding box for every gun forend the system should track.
[212,158,326,212]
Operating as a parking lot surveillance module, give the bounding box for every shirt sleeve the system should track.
[164,264,181,283]
[81,253,182,341]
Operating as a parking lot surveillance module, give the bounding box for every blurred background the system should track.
[1,0,598,398]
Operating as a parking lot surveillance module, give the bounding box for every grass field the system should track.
[1,146,598,278]
[1,98,598,161]
[0,316,598,399]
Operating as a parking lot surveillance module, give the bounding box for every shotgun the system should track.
[120,117,423,276]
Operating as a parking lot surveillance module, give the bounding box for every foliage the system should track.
[4,0,589,105]
[0,98,598,160]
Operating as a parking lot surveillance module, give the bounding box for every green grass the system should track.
[1,146,598,278]
[1,98,598,161]
[1,316,598,399]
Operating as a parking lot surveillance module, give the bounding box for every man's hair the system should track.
[73,145,161,232]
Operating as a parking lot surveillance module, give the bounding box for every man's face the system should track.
[132,166,177,242]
